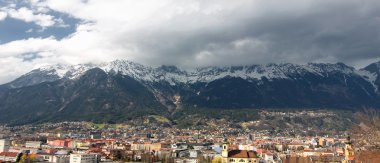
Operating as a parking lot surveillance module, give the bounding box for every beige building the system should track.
[25,141,42,149]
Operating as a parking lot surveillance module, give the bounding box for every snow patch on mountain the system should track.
[356,69,378,92]
[17,60,380,90]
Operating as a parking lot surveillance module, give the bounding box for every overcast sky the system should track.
[1,0,380,84]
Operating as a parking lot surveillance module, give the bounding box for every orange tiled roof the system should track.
[228,150,259,158]
[28,154,40,157]
[0,152,19,157]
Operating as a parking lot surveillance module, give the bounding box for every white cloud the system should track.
[1,0,380,84]
[0,37,58,56]
[7,7,55,27]
[0,11,7,21]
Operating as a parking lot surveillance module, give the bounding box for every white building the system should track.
[0,139,10,152]
[25,141,42,149]
[70,153,99,163]
[189,150,200,158]
[41,154,70,163]
[264,153,274,162]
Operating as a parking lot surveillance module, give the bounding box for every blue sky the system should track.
[0,0,78,43]
[0,13,78,44]
[1,0,380,84]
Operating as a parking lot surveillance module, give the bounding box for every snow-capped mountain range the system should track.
[12,59,379,88]
[1,59,380,125]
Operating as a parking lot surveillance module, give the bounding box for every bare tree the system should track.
[350,108,380,151]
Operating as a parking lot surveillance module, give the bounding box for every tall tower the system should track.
[221,141,229,163]
[343,136,355,163]
[220,136,229,163]
[222,142,229,158]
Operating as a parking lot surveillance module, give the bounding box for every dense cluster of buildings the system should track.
[0,122,357,163]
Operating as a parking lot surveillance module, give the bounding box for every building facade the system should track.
[69,153,99,163]
[25,141,42,149]
[0,139,10,152]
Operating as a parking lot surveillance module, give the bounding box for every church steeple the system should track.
[343,136,355,163]
[222,139,229,158]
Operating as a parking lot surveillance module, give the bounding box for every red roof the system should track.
[228,150,259,158]
[256,149,267,153]
[0,152,19,157]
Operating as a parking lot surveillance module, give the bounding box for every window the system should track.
[239,159,245,162]
[229,159,235,162]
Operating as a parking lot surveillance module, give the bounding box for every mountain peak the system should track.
[363,61,380,74]
[2,60,380,124]
[5,60,380,88]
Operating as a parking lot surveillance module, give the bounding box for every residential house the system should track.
[0,152,20,162]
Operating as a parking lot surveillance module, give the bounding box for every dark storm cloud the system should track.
[119,0,380,68]
[1,0,380,84]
